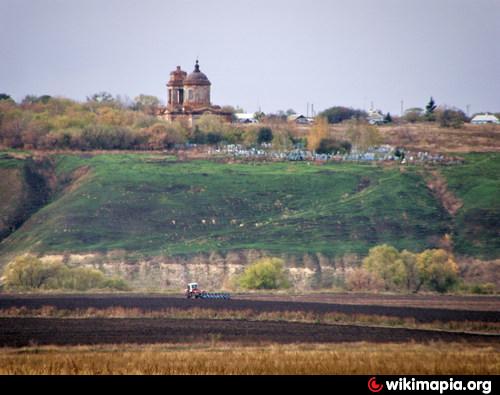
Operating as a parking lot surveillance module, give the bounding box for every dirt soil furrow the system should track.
[0,317,497,347]
[0,294,498,323]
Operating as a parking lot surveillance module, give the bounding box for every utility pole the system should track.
[466,104,471,117]
[400,100,404,117]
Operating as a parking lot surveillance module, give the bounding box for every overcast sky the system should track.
[1,0,499,115]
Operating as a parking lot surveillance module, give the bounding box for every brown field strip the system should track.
[0,294,498,322]
[0,317,498,347]
[0,342,499,374]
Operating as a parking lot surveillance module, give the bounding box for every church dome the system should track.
[184,60,211,86]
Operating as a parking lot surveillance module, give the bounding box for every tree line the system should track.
[1,93,491,153]
[346,244,459,293]
[318,98,500,129]
[0,93,357,154]
[2,255,129,291]
[3,248,491,294]
[0,93,298,151]
[234,245,486,294]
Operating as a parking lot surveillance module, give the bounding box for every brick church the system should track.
[160,60,232,125]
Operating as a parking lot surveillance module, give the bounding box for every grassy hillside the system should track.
[0,153,26,239]
[1,152,457,260]
[0,152,51,241]
[441,153,500,259]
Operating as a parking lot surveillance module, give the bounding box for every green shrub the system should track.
[238,257,290,290]
[468,283,496,295]
[316,138,351,154]
[436,108,467,128]
[361,245,460,293]
[319,106,367,124]
[103,277,131,291]
[416,249,459,293]
[257,127,273,144]
[403,109,424,123]
[2,255,130,291]
[362,244,407,291]
[2,255,63,290]
[55,267,107,291]
[190,126,207,144]
[206,132,223,145]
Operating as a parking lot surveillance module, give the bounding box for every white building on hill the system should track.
[368,109,385,125]
[235,113,258,123]
[287,114,312,124]
[471,113,499,124]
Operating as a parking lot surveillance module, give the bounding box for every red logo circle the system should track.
[368,377,384,393]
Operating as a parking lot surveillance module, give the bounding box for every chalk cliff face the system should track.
[39,250,360,292]
[35,250,500,291]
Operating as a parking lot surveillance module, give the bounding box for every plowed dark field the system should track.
[0,317,497,347]
[0,294,498,347]
[0,294,498,323]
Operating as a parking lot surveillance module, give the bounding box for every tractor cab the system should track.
[186,282,203,298]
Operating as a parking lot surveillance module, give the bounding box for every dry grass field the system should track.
[0,342,498,375]
[331,123,500,154]
[291,122,500,154]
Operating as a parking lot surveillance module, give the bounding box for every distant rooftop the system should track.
[235,113,256,119]
[471,113,499,124]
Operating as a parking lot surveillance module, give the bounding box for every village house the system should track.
[287,114,312,124]
[471,113,500,125]
[235,113,258,124]
[159,60,232,126]
[368,109,385,125]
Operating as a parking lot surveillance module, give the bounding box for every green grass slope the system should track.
[0,153,26,239]
[1,153,455,259]
[442,153,500,259]
[0,152,51,241]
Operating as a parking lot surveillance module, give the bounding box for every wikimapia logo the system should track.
[367,377,492,394]
[368,377,384,392]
